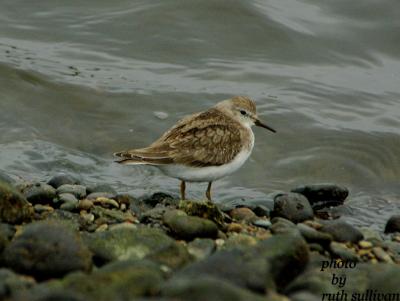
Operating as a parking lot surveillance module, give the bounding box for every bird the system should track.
[114,96,276,202]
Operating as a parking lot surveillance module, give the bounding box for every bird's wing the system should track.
[115,108,243,167]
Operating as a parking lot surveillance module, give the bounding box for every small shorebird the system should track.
[114,96,275,201]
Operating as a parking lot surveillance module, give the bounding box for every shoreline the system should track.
[0,172,400,301]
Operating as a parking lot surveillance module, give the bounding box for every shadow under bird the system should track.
[114,96,276,201]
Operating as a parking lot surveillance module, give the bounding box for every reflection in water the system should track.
[0,0,400,230]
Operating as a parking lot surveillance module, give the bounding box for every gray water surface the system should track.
[1,0,400,230]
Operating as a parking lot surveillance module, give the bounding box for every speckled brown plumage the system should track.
[114,96,256,167]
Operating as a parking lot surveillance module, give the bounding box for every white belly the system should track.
[158,146,253,182]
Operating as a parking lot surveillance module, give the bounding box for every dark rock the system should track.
[252,205,270,217]
[86,183,117,195]
[271,193,314,223]
[23,182,56,205]
[187,238,216,260]
[291,184,349,210]
[143,192,177,207]
[48,173,81,189]
[163,209,218,241]
[48,260,164,301]
[162,276,266,301]
[57,184,86,199]
[385,215,400,234]
[0,181,33,224]
[320,220,363,243]
[140,206,168,224]
[173,249,275,293]
[178,200,225,227]
[83,225,185,265]
[270,217,299,235]
[329,241,359,261]
[253,233,309,289]
[176,233,309,292]
[297,223,332,247]
[229,207,257,223]
[0,223,15,252]
[58,193,79,204]
[0,268,35,300]
[2,221,92,279]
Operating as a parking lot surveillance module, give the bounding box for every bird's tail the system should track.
[114,148,173,165]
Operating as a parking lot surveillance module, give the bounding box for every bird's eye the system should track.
[240,110,246,116]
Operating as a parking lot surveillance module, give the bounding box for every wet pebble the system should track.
[57,184,86,199]
[23,182,56,205]
[163,209,219,241]
[297,223,332,246]
[77,199,94,210]
[252,219,272,230]
[187,238,216,260]
[372,247,393,263]
[48,173,80,189]
[291,184,349,210]
[2,221,92,279]
[271,193,314,223]
[330,241,359,261]
[229,207,257,223]
[320,220,363,243]
[33,204,54,213]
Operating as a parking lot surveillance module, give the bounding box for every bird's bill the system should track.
[254,119,276,133]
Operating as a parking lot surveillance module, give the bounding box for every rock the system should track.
[270,217,299,235]
[146,240,192,269]
[46,260,164,301]
[140,207,168,224]
[178,200,225,227]
[329,241,359,261]
[77,199,94,210]
[2,221,92,279]
[45,209,81,231]
[86,183,117,195]
[57,184,86,199]
[33,204,54,213]
[92,197,119,209]
[297,223,332,247]
[358,240,373,249]
[271,193,314,223]
[385,215,400,234]
[87,192,116,201]
[252,219,272,229]
[163,209,218,241]
[253,233,309,289]
[162,276,266,301]
[320,220,363,243]
[83,226,185,265]
[173,248,275,293]
[187,238,215,260]
[372,247,393,263]
[359,227,383,245]
[252,205,270,217]
[143,192,177,207]
[22,182,56,205]
[60,201,78,212]
[224,234,258,250]
[0,181,33,224]
[229,207,257,223]
[58,193,79,204]
[291,184,349,210]
[91,206,136,224]
[48,173,80,188]
[0,223,15,252]
[0,268,36,300]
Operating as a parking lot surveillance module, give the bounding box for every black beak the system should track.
[254,119,276,133]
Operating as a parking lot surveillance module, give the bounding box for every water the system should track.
[1,0,400,231]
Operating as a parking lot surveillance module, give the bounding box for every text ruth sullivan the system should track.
[320,259,399,301]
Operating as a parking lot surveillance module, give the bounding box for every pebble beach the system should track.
[1,171,400,301]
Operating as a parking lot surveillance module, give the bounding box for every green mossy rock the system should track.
[0,181,33,224]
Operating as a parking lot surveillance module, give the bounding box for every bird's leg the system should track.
[180,180,186,200]
[206,181,212,202]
